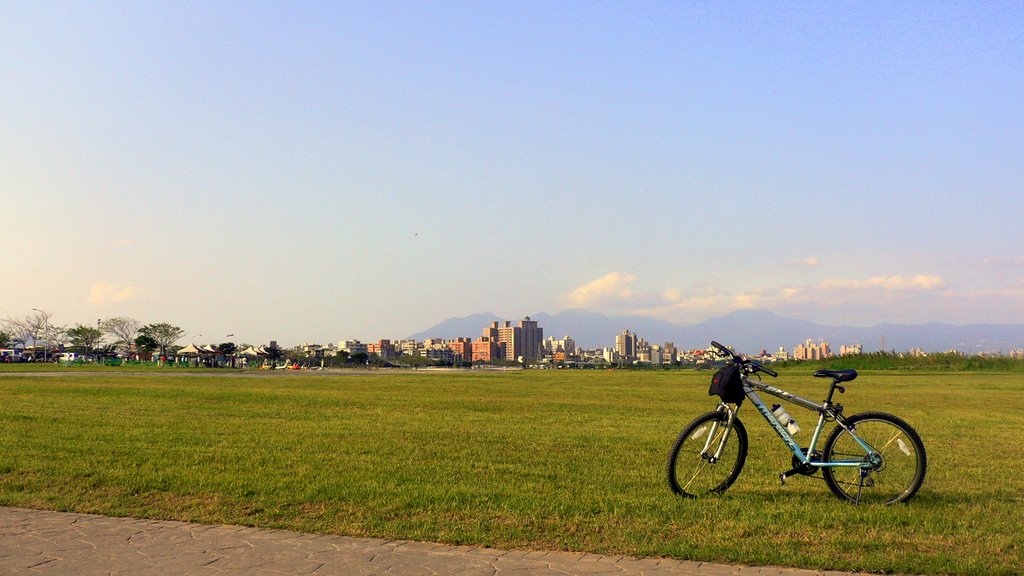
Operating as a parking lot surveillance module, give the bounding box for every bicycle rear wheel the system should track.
[667,411,747,497]
[822,412,926,505]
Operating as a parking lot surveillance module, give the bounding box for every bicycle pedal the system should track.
[779,473,787,486]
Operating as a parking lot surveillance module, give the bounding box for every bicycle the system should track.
[667,341,926,504]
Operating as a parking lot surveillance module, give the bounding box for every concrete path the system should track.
[0,507,892,576]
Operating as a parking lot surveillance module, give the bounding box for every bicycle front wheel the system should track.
[822,412,927,505]
[667,411,747,497]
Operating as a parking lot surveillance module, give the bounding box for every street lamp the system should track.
[96,319,103,364]
[31,308,48,363]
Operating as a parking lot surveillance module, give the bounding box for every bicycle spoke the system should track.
[682,458,710,492]
[668,411,747,497]
[823,413,926,505]
[874,431,905,459]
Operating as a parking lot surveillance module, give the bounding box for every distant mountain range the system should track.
[408,309,1024,354]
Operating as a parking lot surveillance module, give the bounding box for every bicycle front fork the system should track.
[703,404,736,462]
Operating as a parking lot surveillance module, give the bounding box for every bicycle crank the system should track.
[779,449,822,485]
[791,448,822,476]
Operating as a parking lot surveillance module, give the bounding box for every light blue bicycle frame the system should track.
[725,375,879,470]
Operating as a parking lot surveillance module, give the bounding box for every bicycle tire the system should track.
[822,412,927,505]
[667,411,747,497]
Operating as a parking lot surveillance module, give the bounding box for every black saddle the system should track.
[813,369,858,383]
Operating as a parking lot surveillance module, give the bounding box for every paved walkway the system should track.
[0,507,889,576]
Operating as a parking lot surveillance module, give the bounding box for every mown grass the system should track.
[0,369,1020,575]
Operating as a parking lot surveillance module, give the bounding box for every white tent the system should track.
[240,345,272,356]
[176,343,203,355]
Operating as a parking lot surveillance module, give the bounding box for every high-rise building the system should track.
[561,336,576,355]
[475,322,505,363]
[496,317,543,362]
[483,322,500,342]
[398,339,421,356]
[839,344,863,356]
[649,345,664,365]
[340,340,368,355]
[479,318,544,363]
[615,330,637,361]
[497,321,519,361]
[663,342,678,363]
[518,317,542,362]
[447,338,473,363]
[545,336,576,356]
[793,342,808,360]
[793,339,831,360]
[472,337,503,362]
[370,339,396,359]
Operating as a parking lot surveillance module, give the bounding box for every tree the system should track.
[102,317,141,357]
[139,323,185,356]
[134,334,159,359]
[0,330,13,347]
[217,342,237,368]
[67,325,104,355]
[46,324,68,352]
[265,343,283,362]
[4,310,51,359]
[330,350,350,367]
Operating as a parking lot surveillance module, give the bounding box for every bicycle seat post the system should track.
[826,380,842,404]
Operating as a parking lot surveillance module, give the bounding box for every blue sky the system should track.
[4,1,1023,345]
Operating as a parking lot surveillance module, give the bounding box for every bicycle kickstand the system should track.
[854,468,869,504]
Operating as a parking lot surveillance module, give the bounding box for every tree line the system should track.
[1,310,186,360]
[1,310,443,367]
[773,350,1024,372]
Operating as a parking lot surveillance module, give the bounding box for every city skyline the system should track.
[7,306,1023,362]
[4,3,1024,345]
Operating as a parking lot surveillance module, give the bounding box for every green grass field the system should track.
[1,369,1021,575]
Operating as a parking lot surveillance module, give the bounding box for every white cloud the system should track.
[87,281,143,305]
[779,287,805,300]
[604,272,953,325]
[560,270,1024,325]
[819,274,945,292]
[625,286,768,323]
[983,256,1024,267]
[791,256,820,267]
[566,272,637,307]
[954,285,1024,305]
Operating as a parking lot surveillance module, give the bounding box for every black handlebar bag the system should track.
[709,364,745,404]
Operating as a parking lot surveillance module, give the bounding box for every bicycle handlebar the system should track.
[709,340,736,359]
[710,340,778,378]
[754,361,778,378]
